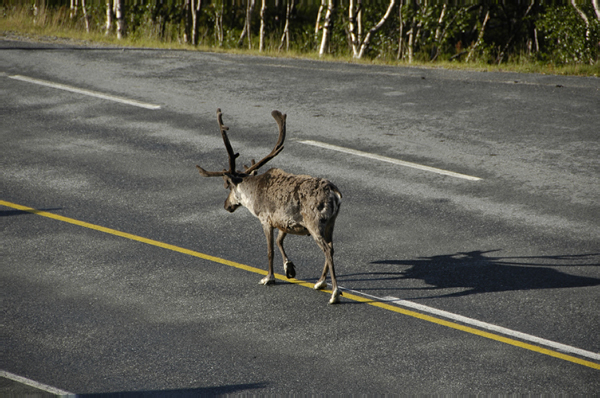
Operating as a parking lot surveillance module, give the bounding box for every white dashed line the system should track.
[0,370,75,397]
[298,139,482,181]
[8,74,161,110]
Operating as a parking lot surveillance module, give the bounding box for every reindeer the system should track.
[196,109,343,304]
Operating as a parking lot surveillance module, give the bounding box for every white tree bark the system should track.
[191,0,202,45]
[105,0,112,35]
[315,0,326,44]
[570,0,591,40]
[239,0,256,49]
[215,1,224,45]
[81,0,90,33]
[397,0,404,60]
[466,9,489,63]
[259,0,267,51]
[348,0,361,56]
[115,0,125,39]
[70,0,78,19]
[356,0,395,59]
[593,0,600,21]
[279,0,294,51]
[318,0,334,56]
[434,4,446,42]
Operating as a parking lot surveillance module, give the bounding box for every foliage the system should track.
[1,0,598,73]
[536,5,600,64]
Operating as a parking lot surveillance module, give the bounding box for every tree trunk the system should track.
[319,0,335,56]
[183,0,191,43]
[434,4,446,42]
[348,0,361,57]
[466,8,489,63]
[215,1,224,45]
[406,12,416,62]
[430,4,446,60]
[593,0,600,21]
[315,0,325,44]
[105,0,112,35]
[259,0,267,51]
[70,0,78,19]
[115,0,125,39]
[397,0,404,60]
[239,0,256,49]
[81,0,90,33]
[570,0,591,40]
[191,0,202,45]
[279,0,294,52]
[356,0,395,59]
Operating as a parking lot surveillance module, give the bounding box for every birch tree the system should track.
[70,0,89,33]
[429,4,446,60]
[406,1,418,63]
[397,0,404,60]
[348,0,396,59]
[81,0,90,33]
[279,0,295,52]
[239,0,256,49]
[191,0,202,45]
[115,0,125,39]
[214,0,224,46]
[594,0,600,21]
[466,7,489,62]
[319,0,335,56]
[570,0,600,42]
[183,0,203,45]
[183,0,191,43]
[105,0,112,35]
[70,0,78,19]
[315,0,326,45]
[348,0,362,56]
[259,0,267,51]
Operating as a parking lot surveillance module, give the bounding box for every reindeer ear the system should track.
[223,174,242,189]
[223,175,232,189]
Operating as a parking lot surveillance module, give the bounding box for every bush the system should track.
[536,5,600,64]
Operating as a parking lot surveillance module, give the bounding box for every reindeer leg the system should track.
[312,220,341,304]
[314,260,329,291]
[259,224,276,285]
[326,241,341,304]
[276,230,296,279]
[312,235,341,304]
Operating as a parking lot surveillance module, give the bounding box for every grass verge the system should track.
[2,8,598,77]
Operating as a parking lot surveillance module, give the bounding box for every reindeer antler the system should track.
[196,108,240,177]
[243,110,286,175]
[197,109,286,177]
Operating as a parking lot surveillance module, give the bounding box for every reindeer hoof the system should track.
[328,289,342,305]
[259,275,275,285]
[284,261,296,279]
[314,280,328,290]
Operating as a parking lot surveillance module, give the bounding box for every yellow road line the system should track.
[2,199,599,370]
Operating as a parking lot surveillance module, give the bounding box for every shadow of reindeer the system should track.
[346,250,600,299]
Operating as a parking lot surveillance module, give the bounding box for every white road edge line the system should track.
[337,286,600,362]
[298,139,482,181]
[8,74,161,110]
[0,370,75,397]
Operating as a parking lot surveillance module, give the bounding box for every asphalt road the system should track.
[1,36,599,395]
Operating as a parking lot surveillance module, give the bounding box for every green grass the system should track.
[2,5,598,77]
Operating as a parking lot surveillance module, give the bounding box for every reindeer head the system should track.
[196,108,286,213]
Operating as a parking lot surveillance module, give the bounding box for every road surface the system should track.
[1,36,599,395]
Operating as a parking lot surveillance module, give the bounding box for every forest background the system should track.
[2,0,600,76]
